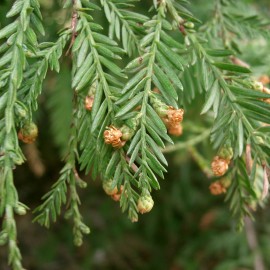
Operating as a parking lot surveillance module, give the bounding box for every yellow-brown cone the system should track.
[211,156,229,177]
[18,122,38,144]
[209,181,227,195]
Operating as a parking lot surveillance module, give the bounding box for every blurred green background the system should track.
[1,0,270,269]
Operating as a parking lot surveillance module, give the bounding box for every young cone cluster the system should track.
[165,107,184,136]
[104,126,125,148]
[209,178,231,195]
[211,147,233,177]
[104,119,139,148]
[102,179,124,201]
[209,181,227,195]
[150,92,184,136]
[137,194,154,214]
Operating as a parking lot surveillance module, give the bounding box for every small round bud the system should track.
[209,181,227,195]
[218,147,233,160]
[131,216,138,223]
[155,105,169,117]
[120,125,134,141]
[167,107,184,123]
[254,136,264,145]
[252,81,264,92]
[220,177,231,189]
[184,22,194,29]
[76,179,87,189]
[104,126,124,148]
[14,205,27,215]
[80,224,90,235]
[103,179,118,196]
[137,194,154,214]
[18,122,38,144]
[211,156,229,177]
[15,105,27,119]
[85,96,94,111]
[168,123,183,136]
[111,185,124,201]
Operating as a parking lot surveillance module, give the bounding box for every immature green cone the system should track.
[252,81,264,92]
[14,205,27,215]
[15,104,27,119]
[184,21,195,29]
[150,92,168,117]
[102,179,118,196]
[137,194,154,214]
[120,125,135,141]
[18,122,38,144]
[218,147,233,161]
[220,177,232,189]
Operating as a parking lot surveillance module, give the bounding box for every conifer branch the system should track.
[105,0,189,219]
[33,96,89,245]
[100,0,147,56]
[167,0,270,227]
[200,0,270,52]
[0,1,45,268]
[22,30,71,112]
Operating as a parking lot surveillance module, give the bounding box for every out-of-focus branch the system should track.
[162,129,211,153]
[244,217,265,270]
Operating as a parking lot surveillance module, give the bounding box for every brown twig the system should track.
[125,155,139,173]
[261,165,269,200]
[66,6,78,56]
[230,56,250,69]
[245,144,253,175]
